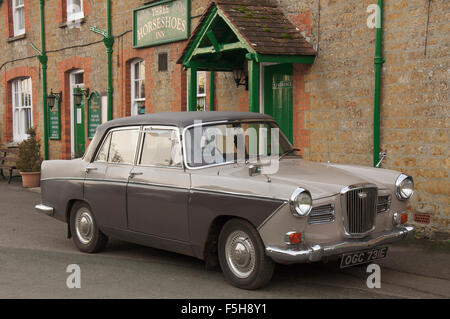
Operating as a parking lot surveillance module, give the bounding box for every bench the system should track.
[0,148,20,184]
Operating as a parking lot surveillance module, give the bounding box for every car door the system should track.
[126,126,190,242]
[84,127,140,230]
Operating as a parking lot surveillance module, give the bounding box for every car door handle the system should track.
[85,167,98,173]
[129,172,143,179]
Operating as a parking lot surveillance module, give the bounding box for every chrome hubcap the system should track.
[225,231,256,279]
[75,209,94,245]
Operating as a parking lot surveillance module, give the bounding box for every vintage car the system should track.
[36,112,414,289]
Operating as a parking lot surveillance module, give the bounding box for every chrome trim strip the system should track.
[266,226,415,264]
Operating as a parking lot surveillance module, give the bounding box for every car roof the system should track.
[98,111,274,131]
[84,111,275,162]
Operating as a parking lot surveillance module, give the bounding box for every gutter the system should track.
[373,0,385,167]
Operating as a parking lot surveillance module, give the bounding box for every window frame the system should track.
[136,125,184,170]
[11,77,33,143]
[93,126,141,166]
[12,0,25,37]
[130,59,146,116]
[67,0,84,22]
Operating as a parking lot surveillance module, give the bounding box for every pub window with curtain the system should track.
[12,77,33,142]
[131,59,146,116]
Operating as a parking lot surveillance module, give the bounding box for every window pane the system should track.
[108,130,139,164]
[74,73,84,85]
[95,133,111,162]
[68,0,82,13]
[140,130,181,167]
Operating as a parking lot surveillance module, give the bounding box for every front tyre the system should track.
[218,219,275,290]
[70,202,108,253]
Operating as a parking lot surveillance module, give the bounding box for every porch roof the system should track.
[177,0,316,66]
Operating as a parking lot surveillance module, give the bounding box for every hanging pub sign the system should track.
[87,91,102,140]
[48,102,61,140]
[133,0,190,48]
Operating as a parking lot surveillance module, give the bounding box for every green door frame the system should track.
[73,87,86,158]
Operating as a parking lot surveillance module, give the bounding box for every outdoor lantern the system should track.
[47,90,62,109]
[73,88,90,105]
[233,68,249,91]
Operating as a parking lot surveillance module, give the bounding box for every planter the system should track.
[20,172,41,188]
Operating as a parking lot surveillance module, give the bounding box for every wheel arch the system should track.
[203,215,256,269]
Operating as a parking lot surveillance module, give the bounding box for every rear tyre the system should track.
[69,202,108,253]
[218,219,275,290]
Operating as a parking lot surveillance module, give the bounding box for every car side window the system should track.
[108,129,140,164]
[95,133,112,162]
[140,128,182,167]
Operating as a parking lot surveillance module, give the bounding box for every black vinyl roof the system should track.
[98,111,274,131]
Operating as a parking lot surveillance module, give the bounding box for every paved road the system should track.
[0,180,449,299]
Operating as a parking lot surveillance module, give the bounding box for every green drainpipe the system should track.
[105,0,114,121]
[373,0,385,167]
[39,0,49,160]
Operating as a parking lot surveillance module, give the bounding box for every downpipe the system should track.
[373,0,385,167]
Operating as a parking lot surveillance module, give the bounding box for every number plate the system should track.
[340,247,388,268]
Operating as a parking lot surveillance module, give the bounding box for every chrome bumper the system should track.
[266,226,415,264]
[35,204,54,216]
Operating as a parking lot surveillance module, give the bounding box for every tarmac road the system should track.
[0,180,449,299]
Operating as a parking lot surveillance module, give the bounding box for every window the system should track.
[197,71,206,111]
[12,0,25,36]
[12,78,32,142]
[95,129,139,165]
[131,60,146,116]
[158,53,168,72]
[67,0,84,22]
[140,128,182,167]
[95,133,111,162]
[185,122,293,168]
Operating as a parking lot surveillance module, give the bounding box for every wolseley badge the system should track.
[358,192,368,199]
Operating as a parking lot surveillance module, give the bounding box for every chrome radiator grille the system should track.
[342,186,378,236]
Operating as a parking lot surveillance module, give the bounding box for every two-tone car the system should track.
[36,112,414,289]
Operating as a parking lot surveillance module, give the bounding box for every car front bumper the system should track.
[265,226,415,264]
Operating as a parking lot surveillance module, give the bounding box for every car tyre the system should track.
[218,219,275,290]
[70,201,108,253]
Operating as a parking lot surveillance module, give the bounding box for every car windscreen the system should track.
[185,121,293,168]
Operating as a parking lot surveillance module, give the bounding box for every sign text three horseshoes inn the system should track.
[133,0,191,48]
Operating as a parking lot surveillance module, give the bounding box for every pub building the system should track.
[0,0,448,237]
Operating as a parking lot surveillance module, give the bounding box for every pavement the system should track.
[0,180,449,299]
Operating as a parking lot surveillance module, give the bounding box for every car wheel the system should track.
[70,202,108,253]
[218,219,275,290]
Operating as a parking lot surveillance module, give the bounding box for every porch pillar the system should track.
[187,65,198,112]
[248,59,259,113]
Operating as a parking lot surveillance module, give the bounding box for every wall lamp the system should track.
[47,89,62,109]
[233,68,248,91]
[73,88,90,105]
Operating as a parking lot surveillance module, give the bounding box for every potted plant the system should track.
[16,128,43,188]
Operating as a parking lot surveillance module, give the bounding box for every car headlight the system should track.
[289,188,313,217]
[395,174,414,201]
